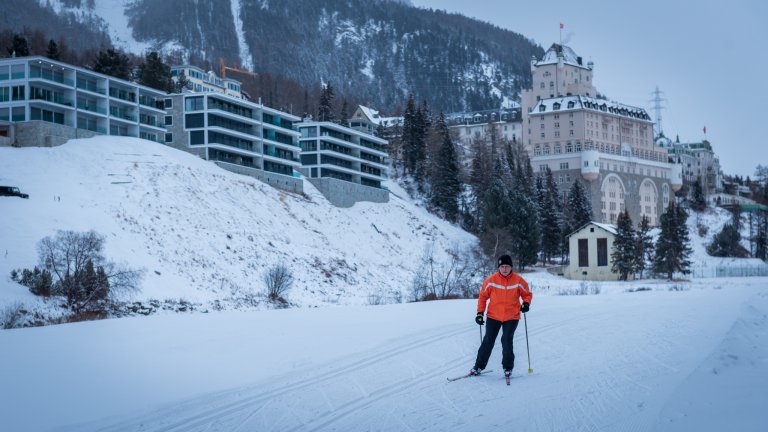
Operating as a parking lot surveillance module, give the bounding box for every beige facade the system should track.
[521,44,681,226]
[564,222,624,281]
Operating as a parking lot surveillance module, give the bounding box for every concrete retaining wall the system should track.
[307,177,389,207]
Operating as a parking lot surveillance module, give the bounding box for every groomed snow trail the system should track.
[51,285,760,432]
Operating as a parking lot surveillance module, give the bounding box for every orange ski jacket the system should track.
[477,272,532,322]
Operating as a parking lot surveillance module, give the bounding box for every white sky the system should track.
[411,0,767,178]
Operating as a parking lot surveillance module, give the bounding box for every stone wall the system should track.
[13,121,99,147]
[214,161,303,194]
[307,177,389,207]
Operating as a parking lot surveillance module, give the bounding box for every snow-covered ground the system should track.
[2,136,767,431]
[1,137,476,316]
[1,275,766,431]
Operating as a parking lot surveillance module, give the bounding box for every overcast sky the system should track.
[411,0,766,178]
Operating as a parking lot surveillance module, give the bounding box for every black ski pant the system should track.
[474,318,519,371]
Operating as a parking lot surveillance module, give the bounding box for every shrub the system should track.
[263,264,293,304]
[1,302,26,329]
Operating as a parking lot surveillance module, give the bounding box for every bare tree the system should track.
[411,242,485,301]
[263,264,294,304]
[35,230,142,313]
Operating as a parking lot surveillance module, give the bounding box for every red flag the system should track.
[703,126,707,134]
[560,23,564,29]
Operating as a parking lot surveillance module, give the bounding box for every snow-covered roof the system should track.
[355,105,403,127]
[569,221,618,237]
[592,222,618,235]
[531,95,651,122]
[536,44,592,70]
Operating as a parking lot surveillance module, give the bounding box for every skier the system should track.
[471,254,532,379]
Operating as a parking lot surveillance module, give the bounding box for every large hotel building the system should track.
[521,44,682,226]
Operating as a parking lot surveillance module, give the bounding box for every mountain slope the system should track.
[9,0,543,113]
[0,137,477,313]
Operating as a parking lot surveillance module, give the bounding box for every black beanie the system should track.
[497,255,513,268]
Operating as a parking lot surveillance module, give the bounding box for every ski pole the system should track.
[479,320,483,345]
[524,312,533,373]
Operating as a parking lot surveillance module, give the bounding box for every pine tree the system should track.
[539,167,562,264]
[413,101,431,186]
[611,209,636,280]
[7,33,29,57]
[93,48,132,80]
[339,98,349,125]
[707,224,744,257]
[317,82,335,122]
[175,69,191,93]
[691,179,707,211]
[137,51,174,93]
[509,152,540,270]
[756,212,767,261]
[45,39,61,60]
[429,112,462,222]
[568,179,593,228]
[634,215,654,278]
[653,201,692,279]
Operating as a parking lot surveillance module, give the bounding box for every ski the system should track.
[447,369,493,382]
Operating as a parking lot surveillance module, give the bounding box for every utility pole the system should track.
[649,86,666,138]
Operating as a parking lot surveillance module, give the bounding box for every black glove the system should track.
[520,302,530,313]
[475,312,485,325]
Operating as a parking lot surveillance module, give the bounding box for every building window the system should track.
[560,162,569,170]
[165,133,173,143]
[190,130,205,145]
[185,96,204,112]
[539,164,548,173]
[185,113,204,128]
[164,98,173,109]
[578,239,589,267]
[164,115,173,126]
[597,238,608,267]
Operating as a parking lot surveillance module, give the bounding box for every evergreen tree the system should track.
[7,33,29,57]
[691,179,707,211]
[509,186,540,270]
[93,48,132,80]
[137,51,174,93]
[45,39,61,60]
[175,69,191,93]
[509,152,540,270]
[401,94,418,176]
[611,209,636,280]
[707,223,744,257]
[653,201,692,279]
[756,212,768,261]
[539,167,562,264]
[317,82,335,122]
[339,98,349,125]
[568,179,593,228]
[401,94,428,186]
[413,101,431,186]
[634,215,654,278]
[481,175,512,235]
[429,112,462,222]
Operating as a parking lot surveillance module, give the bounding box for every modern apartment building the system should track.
[0,56,166,146]
[164,92,303,192]
[521,44,682,226]
[298,121,389,206]
[171,65,243,99]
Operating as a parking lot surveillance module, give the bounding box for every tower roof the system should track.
[536,43,592,70]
